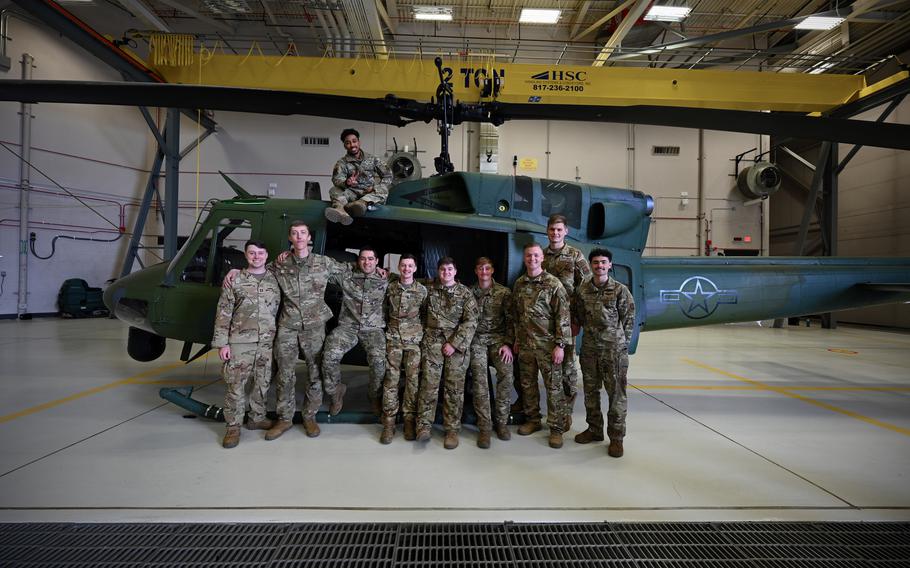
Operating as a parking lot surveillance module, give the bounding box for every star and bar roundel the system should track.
[660,276,739,319]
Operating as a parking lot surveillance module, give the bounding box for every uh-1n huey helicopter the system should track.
[3,58,910,372]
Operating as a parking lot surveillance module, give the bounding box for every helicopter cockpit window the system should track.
[541,180,582,228]
[179,218,253,284]
[514,176,533,212]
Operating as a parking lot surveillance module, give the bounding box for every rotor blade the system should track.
[0,79,408,125]
[3,79,909,151]
[488,103,910,151]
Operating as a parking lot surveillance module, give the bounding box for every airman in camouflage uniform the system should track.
[326,128,392,225]
[513,242,573,449]
[572,248,635,458]
[250,222,352,440]
[212,240,281,449]
[322,246,389,420]
[379,253,427,444]
[416,257,478,450]
[468,257,515,448]
[542,213,592,430]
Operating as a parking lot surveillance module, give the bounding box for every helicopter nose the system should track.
[104,275,152,328]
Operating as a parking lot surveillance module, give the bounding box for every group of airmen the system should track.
[211,129,636,457]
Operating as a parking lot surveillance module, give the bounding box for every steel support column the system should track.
[820,144,838,329]
[164,109,180,264]
[119,146,165,279]
[16,53,34,319]
[793,142,832,256]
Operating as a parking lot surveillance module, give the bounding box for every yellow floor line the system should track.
[0,358,210,425]
[635,385,910,392]
[682,357,910,437]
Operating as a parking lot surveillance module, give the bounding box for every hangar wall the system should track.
[1,16,903,330]
[497,121,770,257]
[770,97,910,328]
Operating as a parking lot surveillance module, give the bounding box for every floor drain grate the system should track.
[1,521,907,566]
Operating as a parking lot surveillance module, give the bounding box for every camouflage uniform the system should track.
[468,282,515,433]
[417,282,478,433]
[331,151,393,207]
[543,243,592,407]
[271,253,351,421]
[322,268,389,408]
[512,271,572,432]
[382,280,428,420]
[212,270,281,427]
[572,276,635,441]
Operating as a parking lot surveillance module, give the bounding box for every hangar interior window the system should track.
[541,179,581,228]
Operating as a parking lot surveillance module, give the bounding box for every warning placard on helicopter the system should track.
[525,69,590,95]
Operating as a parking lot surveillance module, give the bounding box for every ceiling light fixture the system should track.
[413,6,453,21]
[519,9,561,24]
[795,16,845,30]
[644,6,691,22]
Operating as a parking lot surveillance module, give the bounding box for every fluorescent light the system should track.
[414,6,453,21]
[644,6,691,22]
[519,9,561,24]
[795,16,845,30]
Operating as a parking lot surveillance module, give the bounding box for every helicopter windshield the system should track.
[167,216,255,285]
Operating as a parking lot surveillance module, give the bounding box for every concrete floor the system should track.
[0,318,908,523]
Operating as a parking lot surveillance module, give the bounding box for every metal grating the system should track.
[0,521,908,566]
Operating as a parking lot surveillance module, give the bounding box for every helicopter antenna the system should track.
[433,57,455,175]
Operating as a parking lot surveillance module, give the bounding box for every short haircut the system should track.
[288,220,309,234]
[399,253,417,263]
[589,247,613,263]
[523,242,543,253]
[340,128,360,142]
[244,239,268,251]
[547,214,568,228]
[358,246,378,259]
[437,256,456,270]
[475,256,493,268]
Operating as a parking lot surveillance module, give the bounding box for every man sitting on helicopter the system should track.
[325,128,393,226]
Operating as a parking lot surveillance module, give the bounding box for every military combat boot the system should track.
[415,425,431,442]
[403,416,417,441]
[444,431,459,450]
[345,200,368,217]
[264,420,293,441]
[517,420,542,436]
[329,383,347,416]
[574,429,604,444]
[608,439,624,458]
[324,205,353,225]
[548,431,564,449]
[477,430,491,449]
[222,425,241,449]
[245,418,274,431]
[379,417,395,445]
[510,400,523,414]
[495,423,511,441]
[303,417,321,438]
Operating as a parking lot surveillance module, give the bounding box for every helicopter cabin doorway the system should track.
[322,218,511,288]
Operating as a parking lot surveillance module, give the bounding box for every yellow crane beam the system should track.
[148,52,889,113]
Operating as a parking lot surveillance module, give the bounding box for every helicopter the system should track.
[2,58,909,367]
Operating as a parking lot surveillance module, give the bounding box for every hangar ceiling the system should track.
[25,0,910,74]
